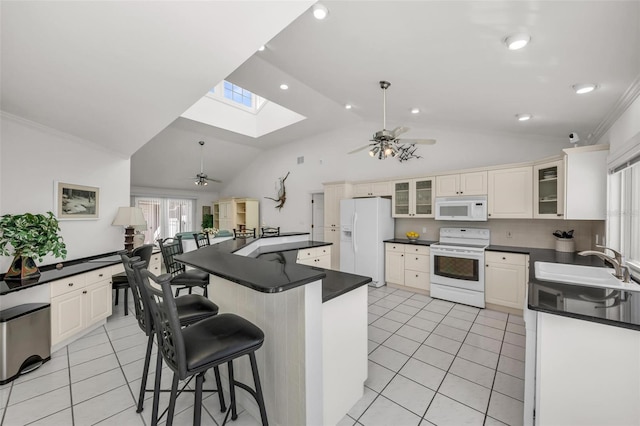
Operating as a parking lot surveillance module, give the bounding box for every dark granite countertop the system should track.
[176,237,371,302]
[0,252,124,295]
[384,239,438,246]
[254,250,371,302]
[487,245,640,331]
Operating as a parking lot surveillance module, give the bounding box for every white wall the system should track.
[0,114,130,272]
[130,185,219,231]
[221,121,572,231]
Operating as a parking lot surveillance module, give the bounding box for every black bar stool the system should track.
[157,237,209,297]
[121,254,224,425]
[137,265,269,426]
[112,244,153,315]
[233,228,256,239]
[192,233,210,248]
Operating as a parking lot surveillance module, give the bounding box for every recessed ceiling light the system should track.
[257,45,265,52]
[345,104,352,110]
[516,113,532,121]
[312,3,329,20]
[280,84,289,90]
[572,83,597,94]
[411,108,420,114]
[504,34,531,50]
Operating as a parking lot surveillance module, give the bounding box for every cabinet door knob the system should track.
[82,290,87,294]
[557,214,564,217]
[98,273,103,277]
[68,283,74,287]
[401,254,404,257]
[486,264,489,267]
[502,257,506,260]
[416,257,419,260]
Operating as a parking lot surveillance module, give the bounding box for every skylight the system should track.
[181,80,305,138]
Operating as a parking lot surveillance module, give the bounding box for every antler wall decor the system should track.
[265,171,290,211]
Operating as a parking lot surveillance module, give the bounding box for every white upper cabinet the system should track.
[324,183,352,228]
[436,171,487,196]
[353,181,392,198]
[563,145,608,220]
[488,166,533,219]
[534,160,565,219]
[392,177,435,218]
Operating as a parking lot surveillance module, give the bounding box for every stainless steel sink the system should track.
[534,261,640,291]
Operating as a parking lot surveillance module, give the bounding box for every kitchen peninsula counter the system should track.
[488,245,640,331]
[176,233,369,426]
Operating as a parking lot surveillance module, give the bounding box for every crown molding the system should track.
[590,73,640,144]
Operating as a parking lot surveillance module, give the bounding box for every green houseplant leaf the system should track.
[0,211,67,262]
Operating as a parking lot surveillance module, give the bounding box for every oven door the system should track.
[430,248,485,291]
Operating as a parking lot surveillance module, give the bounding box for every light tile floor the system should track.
[0,286,525,426]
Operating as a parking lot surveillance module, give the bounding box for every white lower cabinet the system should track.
[485,252,528,310]
[297,246,332,269]
[385,243,430,291]
[323,228,340,269]
[50,265,113,347]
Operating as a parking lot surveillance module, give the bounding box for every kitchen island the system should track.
[489,245,640,426]
[175,233,371,426]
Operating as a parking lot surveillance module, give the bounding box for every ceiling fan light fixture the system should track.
[504,33,531,50]
[312,3,329,20]
[572,83,597,94]
[516,113,532,121]
[411,108,420,114]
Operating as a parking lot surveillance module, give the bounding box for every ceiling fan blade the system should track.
[397,138,436,145]
[204,177,222,183]
[391,126,410,138]
[348,144,373,154]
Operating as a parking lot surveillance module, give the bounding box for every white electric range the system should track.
[429,227,490,308]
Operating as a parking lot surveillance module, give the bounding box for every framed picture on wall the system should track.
[55,181,100,219]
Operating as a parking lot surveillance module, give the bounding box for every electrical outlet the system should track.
[422,227,427,233]
[506,231,513,238]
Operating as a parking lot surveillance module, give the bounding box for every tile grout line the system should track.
[103,317,148,426]
[364,293,476,423]
[367,290,524,425]
[417,302,483,424]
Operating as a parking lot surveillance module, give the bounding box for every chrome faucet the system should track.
[578,246,630,283]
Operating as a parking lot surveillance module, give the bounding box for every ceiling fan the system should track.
[193,140,221,186]
[349,81,436,161]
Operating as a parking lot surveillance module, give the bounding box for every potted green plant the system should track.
[0,212,67,281]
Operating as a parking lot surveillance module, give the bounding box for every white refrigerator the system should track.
[340,198,395,287]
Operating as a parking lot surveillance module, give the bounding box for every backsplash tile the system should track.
[395,218,605,251]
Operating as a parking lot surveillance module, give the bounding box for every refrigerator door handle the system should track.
[353,212,358,254]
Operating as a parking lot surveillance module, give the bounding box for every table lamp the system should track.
[112,207,147,252]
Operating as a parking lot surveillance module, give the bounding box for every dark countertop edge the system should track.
[1,252,124,295]
[528,301,640,332]
[322,272,372,303]
[384,239,438,246]
[485,245,640,331]
[176,242,328,295]
[247,240,333,257]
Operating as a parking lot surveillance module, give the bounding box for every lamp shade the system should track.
[112,207,147,227]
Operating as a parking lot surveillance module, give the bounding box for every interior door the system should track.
[312,193,324,241]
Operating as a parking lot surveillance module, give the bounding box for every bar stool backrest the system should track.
[193,233,210,249]
[121,254,154,337]
[137,266,187,379]
[157,237,185,278]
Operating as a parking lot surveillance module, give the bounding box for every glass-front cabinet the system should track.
[392,177,435,218]
[533,160,565,218]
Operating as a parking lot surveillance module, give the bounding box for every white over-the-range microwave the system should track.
[435,195,488,221]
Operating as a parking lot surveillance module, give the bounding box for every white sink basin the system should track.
[534,261,640,291]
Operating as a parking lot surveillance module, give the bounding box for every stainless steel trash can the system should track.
[0,303,51,384]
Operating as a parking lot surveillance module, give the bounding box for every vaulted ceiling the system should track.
[2,2,639,192]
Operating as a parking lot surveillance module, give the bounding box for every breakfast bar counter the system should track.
[175,233,371,426]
